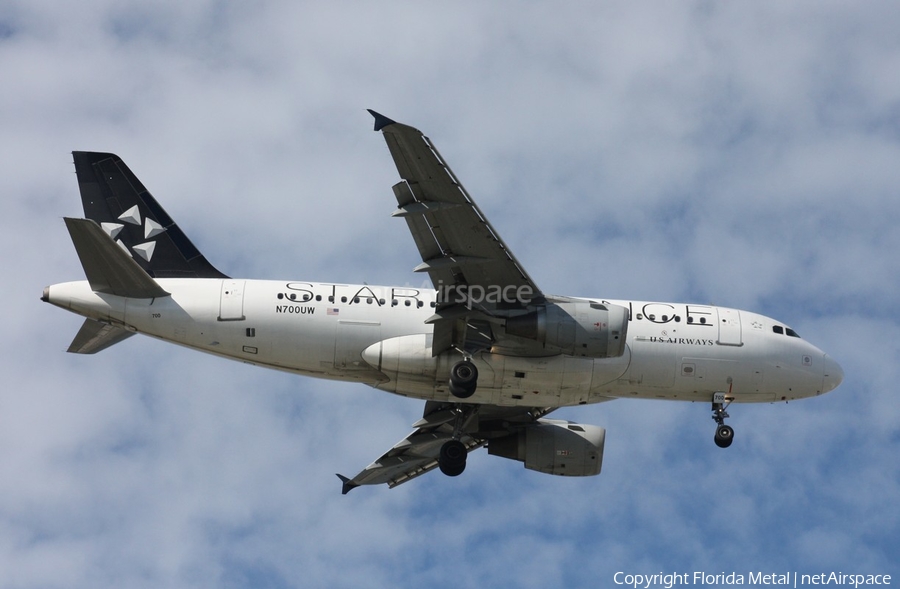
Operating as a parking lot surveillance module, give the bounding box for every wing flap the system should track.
[337,402,557,493]
[338,432,484,493]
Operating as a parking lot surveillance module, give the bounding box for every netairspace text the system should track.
[613,571,891,588]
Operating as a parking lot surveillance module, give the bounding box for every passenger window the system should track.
[405,300,411,307]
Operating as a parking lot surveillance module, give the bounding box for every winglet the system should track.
[367,109,396,132]
[337,474,359,495]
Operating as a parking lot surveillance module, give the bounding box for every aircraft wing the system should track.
[369,111,544,355]
[337,402,555,493]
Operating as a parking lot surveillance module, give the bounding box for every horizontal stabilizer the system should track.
[67,318,135,354]
[64,217,170,299]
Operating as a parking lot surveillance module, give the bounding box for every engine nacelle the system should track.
[505,301,628,358]
[488,419,606,476]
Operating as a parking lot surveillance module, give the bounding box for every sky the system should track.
[1,1,899,587]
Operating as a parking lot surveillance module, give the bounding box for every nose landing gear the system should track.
[712,392,735,448]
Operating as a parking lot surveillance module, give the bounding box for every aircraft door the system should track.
[716,308,742,346]
[219,280,245,321]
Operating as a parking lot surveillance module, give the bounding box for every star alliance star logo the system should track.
[99,204,167,262]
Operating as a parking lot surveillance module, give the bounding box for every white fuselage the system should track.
[45,278,843,407]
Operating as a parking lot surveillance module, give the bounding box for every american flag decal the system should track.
[327,308,340,316]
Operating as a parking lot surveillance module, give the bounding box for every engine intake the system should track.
[488,419,606,476]
[505,301,628,358]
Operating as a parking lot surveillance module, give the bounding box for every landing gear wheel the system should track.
[714,424,734,448]
[449,361,478,399]
[439,440,467,477]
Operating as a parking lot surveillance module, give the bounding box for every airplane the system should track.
[42,110,844,494]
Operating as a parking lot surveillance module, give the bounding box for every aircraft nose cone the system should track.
[822,354,844,393]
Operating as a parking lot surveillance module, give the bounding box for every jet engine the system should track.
[504,301,628,358]
[488,418,606,476]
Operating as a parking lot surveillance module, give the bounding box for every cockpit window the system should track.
[772,324,801,338]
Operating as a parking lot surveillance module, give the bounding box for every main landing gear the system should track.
[439,359,480,475]
[437,405,477,477]
[439,439,467,477]
[434,358,480,476]
[711,392,735,448]
[449,359,478,399]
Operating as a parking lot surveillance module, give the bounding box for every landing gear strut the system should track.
[440,357,479,474]
[712,392,734,448]
[449,360,478,398]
